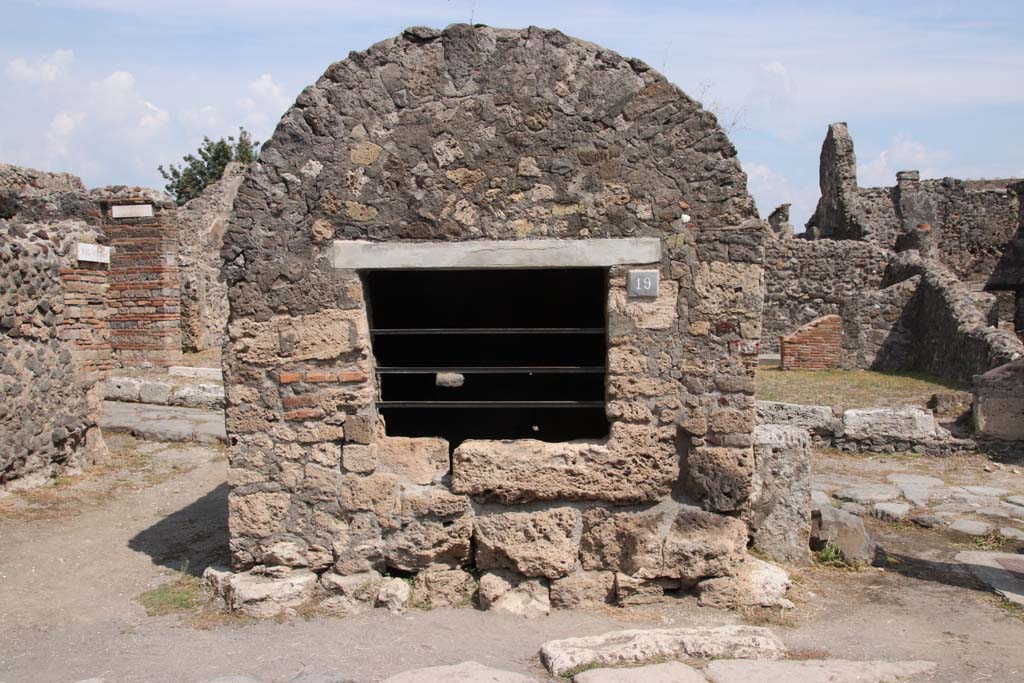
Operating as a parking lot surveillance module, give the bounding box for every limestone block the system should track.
[342,443,377,473]
[613,574,680,606]
[409,568,477,609]
[684,445,754,512]
[697,557,793,610]
[540,625,786,676]
[693,261,763,318]
[478,570,550,618]
[138,380,172,405]
[474,508,581,579]
[749,424,811,564]
[228,309,366,366]
[228,491,291,539]
[223,568,318,618]
[755,400,841,440]
[973,359,1024,440]
[549,571,615,609]
[339,473,399,517]
[260,541,308,567]
[662,509,748,582]
[842,408,937,441]
[385,517,473,571]
[320,569,382,601]
[104,376,141,402]
[579,508,663,576]
[332,513,386,575]
[376,577,411,613]
[811,505,883,565]
[452,438,676,504]
[400,486,470,518]
[376,436,450,484]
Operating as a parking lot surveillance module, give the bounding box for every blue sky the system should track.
[3,0,1023,227]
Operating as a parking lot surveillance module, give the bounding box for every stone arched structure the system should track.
[221,25,774,612]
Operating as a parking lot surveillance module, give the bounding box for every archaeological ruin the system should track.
[214,24,800,614]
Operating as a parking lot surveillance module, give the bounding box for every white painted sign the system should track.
[76,242,111,264]
[110,203,154,218]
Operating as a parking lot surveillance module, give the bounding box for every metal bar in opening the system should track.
[375,366,605,374]
[370,327,605,336]
[377,400,605,408]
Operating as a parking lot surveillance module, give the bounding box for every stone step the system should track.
[99,400,226,443]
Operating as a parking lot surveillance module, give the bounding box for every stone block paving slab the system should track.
[956,550,1024,605]
[703,659,937,682]
[99,400,226,443]
[381,661,538,682]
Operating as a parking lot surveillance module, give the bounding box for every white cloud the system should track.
[5,49,74,83]
[761,62,793,95]
[181,105,223,130]
[240,73,291,139]
[138,101,169,132]
[45,110,84,157]
[857,135,951,187]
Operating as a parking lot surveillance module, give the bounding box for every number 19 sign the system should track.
[628,269,659,297]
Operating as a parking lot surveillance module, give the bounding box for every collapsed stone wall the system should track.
[0,219,110,490]
[883,253,1023,384]
[804,123,1021,283]
[178,163,246,352]
[761,238,890,353]
[221,25,780,612]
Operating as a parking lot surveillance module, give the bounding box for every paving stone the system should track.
[960,485,1009,497]
[999,527,1024,541]
[100,400,226,443]
[840,503,865,516]
[1005,495,1024,509]
[833,484,900,505]
[872,502,910,522]
[811,490,831,509]
[704,659,937,683]
[573,661,707,683]
[949,519,993,536]
[539,626,785,676]
[886,474,944,487]
[910,514,945,529]
[382,661,538,682]
[812,505,883,565]
[956,551,1024,605]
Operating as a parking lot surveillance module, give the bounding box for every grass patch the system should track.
[738,605,796,628]
[139,564,205,616]
[973,531,1008,551]
[813,542,860,570]
[1000,600,1024,623]
[756,365,966,411]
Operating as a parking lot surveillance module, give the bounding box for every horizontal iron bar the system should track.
[375,366,605,374]
[371,327,605,335]
[377,400,605,408]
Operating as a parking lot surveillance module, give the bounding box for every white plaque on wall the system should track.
[110,203,154,218]
[76,242,111,264]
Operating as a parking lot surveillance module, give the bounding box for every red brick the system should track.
[337,370,368,383]
[305,372,339,383]
[278,371,302,384]
[284,408,323,421]
[282,394,319,409]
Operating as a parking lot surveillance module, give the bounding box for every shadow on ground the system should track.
[885,552,991,592]
[128,482,230,576]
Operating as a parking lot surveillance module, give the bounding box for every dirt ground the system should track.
[1,435,1023,683]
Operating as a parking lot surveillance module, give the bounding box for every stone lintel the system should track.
[329,238,661,270]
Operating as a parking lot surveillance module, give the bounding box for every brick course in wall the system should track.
[781,314,842,370]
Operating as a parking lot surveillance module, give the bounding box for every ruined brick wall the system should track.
[97,189,183,368]
[762,238,890,353]
[780,315,841,370]
[221,25,771,607]
[0,219,110,489]
[178,163,246,352]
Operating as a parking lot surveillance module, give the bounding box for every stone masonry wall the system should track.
[780,314,841,370]
[804,123,1020,284]
[221,25,770,610]
[762,238,890,353]
[178,162,247,352]
[1,219,110,490]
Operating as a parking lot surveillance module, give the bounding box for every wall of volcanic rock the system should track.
[220,25,779,609]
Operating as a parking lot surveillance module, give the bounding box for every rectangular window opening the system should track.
[364,268,609,448]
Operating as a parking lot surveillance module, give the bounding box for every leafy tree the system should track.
[159,127,260,205]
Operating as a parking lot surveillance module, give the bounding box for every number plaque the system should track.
[628,269,659,297]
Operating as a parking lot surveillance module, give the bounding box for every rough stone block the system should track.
[755,400,841,440]
[474,508,581,579]
[377,436,450,484]
[478,570,550,618]
[409,568,477,609]
[973,358,1024,440]
[842,408,937,441]
[696,557,793,610]
[228,491,291,539]
[385,517,473,571]
[549,571,615,609]
[683,445,754,512]
[342,443,377,473]
[749,424,811,564]
[228,308,366,366]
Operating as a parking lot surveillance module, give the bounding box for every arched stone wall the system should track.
[221,25,772,609]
